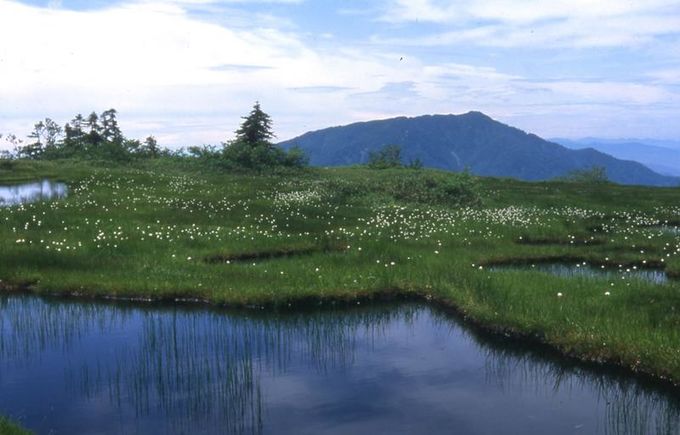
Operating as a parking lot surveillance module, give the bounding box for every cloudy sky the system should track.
[1,0,680,150]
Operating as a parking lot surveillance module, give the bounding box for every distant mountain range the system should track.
[552,138,680,177]
[279,112,679,187]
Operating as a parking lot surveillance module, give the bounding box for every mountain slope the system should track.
[554,138,680,177]
[279,112,679,186]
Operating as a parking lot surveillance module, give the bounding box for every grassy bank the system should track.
[1,160,679,387]
[0,416,31,435]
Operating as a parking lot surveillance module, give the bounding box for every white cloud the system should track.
[534,81,669,106]
[2,0,510,146]
[382,0,680,24]
[0,0,679,150]
[0,0,391,145]
[647,68,680,85]
[379,0,680,48]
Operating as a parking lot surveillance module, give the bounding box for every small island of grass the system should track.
[0,416,32,435]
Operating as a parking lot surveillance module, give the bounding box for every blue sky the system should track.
[1,0,680,149]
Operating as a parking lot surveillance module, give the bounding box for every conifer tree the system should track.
[234,101,274,147]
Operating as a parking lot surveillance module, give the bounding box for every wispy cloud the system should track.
[1,0,679,148]
[378,0,680,48]
[647,68,680,85]
[287,86,354,93]
[210,64,274,72]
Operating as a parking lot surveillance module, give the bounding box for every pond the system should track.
[0,296,678,435]
[491,261,670,284]
[0,180,68,207]
[659,225,680,235]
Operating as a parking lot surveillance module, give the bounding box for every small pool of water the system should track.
[491,261,669,284]
[0,179,68,206]
[659,225,680,235]
[0,296,677,434]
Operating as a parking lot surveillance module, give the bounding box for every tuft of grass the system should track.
[0,416,32,435]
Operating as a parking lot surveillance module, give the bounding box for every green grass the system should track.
[0,416,31,435]
[1,159,679,388]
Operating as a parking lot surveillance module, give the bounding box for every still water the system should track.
[0,296,678,435]
[660,225,680,235]
[0,180,68,207]
[491,262,670,285]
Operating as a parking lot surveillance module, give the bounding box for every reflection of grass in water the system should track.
[456,314,680,435]
[4,296,678,435]
[0,295,133,364]
[490,262,669,284]
[89,304,420,434]
[481,349,680,435]
[424,307,680,435]
[0,296,416,434]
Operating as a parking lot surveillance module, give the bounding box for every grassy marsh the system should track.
[0,416,31,435]
[0,160,679,388]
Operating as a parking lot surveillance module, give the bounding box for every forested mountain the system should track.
[279,112,679,186]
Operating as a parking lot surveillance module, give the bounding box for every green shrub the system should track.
[320,170,481,206]
[0,159,14,170]
[560,166,609,184]
[319,178,369,202]
[220,141,307,171]
[367,144,402,169]
[381,171,481,206]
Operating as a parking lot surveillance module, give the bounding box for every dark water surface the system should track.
[491,262,670,285]
[0,296,678,435]
[0,180,67,207]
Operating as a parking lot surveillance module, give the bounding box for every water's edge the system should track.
[1,279,678,393]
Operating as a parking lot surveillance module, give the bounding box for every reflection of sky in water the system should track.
[661,225,680,235]
[492,262,669,284]
[0,296,678,435]
[0,180,68,206]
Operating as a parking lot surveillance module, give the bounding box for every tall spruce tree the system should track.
[86,112,102,148]
[64,113,87,153]
[101,109,123,144]
[234,101,274,147]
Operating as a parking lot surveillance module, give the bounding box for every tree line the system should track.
[0,102,307,170]
[2,109,161,161]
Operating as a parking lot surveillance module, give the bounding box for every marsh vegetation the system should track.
[0,160,678,388]
[1,105,679,433]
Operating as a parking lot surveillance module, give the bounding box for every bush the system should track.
[406,158,423,170]
[368,144,402,169]
[320,170,481,207]
[560,166,609,184]
[0,157,14,170]
[382,171,481,206]
[220,141,307,171]
[319,178,369,202]
[282,145,309,168]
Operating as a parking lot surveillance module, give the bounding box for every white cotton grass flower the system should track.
[557,292,563,297]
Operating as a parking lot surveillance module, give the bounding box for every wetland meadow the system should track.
[5,0,680,431]
[0,159,679,433]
